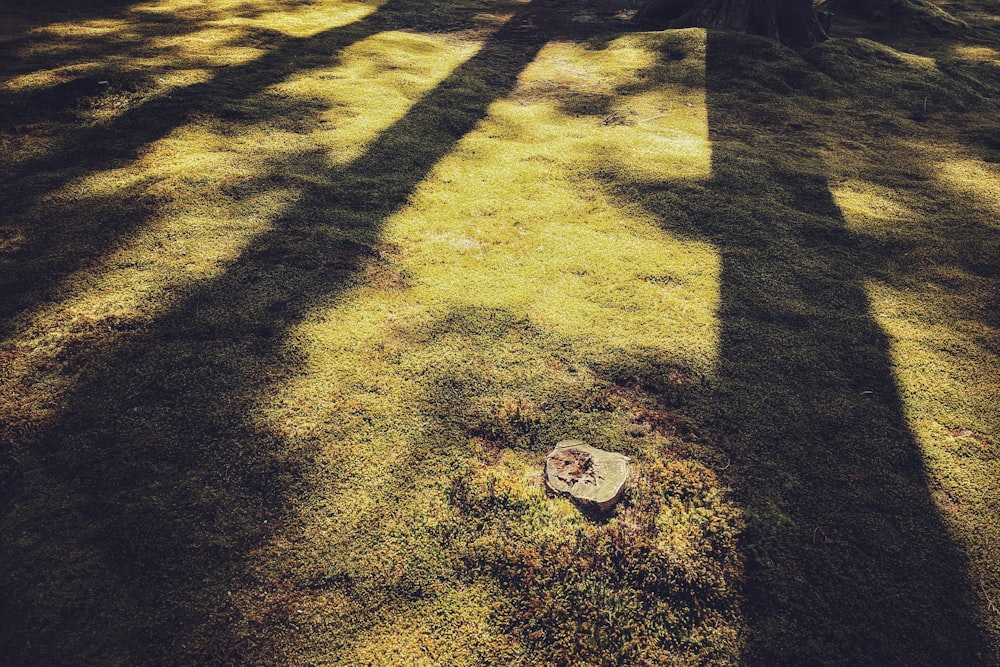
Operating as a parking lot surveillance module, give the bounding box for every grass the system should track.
[1,0,998,664]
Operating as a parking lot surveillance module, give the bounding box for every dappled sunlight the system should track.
[14,0,383,79]
[273,30,483,165]
[3,0,998,661]
[518,35,661,92]
[243,26,737,662]
[148,26,269,67]
[0,0,501,448]
[0,145,297,437]
[266,27,720,444]
[400,30,716,358]
[512,31,711,181]
[2,0,387,144]
[13,0,379,70]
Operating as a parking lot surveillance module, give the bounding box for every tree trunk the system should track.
[639,0,830,49]
[824,0,890,19]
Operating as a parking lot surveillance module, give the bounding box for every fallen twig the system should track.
[981,577,999,617]
[636,113,670,124]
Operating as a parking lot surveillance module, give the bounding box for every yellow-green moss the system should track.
[1,0,998,663]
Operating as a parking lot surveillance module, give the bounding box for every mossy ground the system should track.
[1,0,998,664]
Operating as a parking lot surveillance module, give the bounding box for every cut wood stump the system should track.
[544,440,630,512]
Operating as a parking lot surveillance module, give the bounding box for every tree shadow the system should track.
[0,3,555,663]
[0,0,527,334]
[605,30,993,664]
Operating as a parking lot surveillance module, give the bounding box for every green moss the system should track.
[450,445,745,666]
[1,0,998,663]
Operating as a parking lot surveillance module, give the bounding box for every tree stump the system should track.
[544,440,630,512]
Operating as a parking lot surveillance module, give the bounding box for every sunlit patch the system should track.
[1,67,84,93]
[951,44,1000,61]
[31,18,136,39]
[935,158,1000,221]
[330,586,507,664]
[525,39,654,89]
[388,135,722,359]
[831,179,915,226]
[381,70,718,363]
[209,0,382,38]
[392,29,718,357]
[471,10,519,28]
[830,38,941,72]
[272,30,482,165]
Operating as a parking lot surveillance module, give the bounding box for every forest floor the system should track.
[1,0,998,664]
